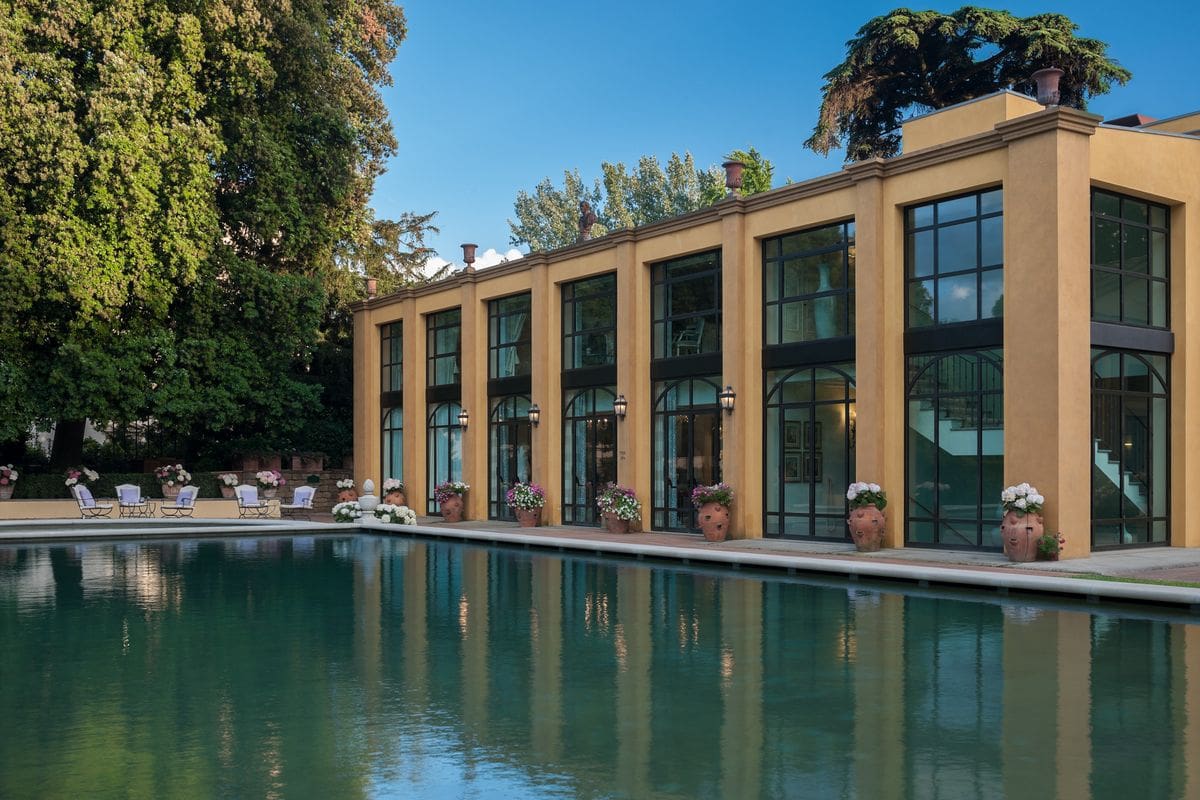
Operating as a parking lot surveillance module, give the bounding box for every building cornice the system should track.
[358,106,1102,315]
[995,106,1101,142]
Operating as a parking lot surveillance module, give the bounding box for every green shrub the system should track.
[13,471,225,500]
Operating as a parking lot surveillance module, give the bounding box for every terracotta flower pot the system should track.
[162,484,181,499]
[441,494,464,522]
[384,490,407,507]
[220,485,236,499]
[698,502,731,542]
[847,505,885,552]
[0,485,12,500]
[514,507,541,528]
[603,512,631,534]
[337,488,358,503]
[1002,511,1044,563]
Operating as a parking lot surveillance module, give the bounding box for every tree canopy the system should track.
[509,149,775,252]
[0,0,432,467]
[806,7,1131,161]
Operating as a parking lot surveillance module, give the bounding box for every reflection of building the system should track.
[354,91,1200,555]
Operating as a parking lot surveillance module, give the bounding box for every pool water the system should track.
[1,535,1196,799]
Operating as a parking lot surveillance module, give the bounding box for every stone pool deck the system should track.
[3,514,1200,611]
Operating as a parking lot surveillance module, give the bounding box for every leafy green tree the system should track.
[510,149,774,252]
[0,0,420,467]
[807,8,1131,161]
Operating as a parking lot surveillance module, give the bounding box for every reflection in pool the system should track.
[0,535,1196,799]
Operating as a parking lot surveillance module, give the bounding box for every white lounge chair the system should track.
[235,484,271,519]
[280,486,316,520]
[160,485,199,518]
[115,484,155,518]
[72,485,113,519]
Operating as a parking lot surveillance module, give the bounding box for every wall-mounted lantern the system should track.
[613,394,628,420]
[528,403,541,426]
[457,408,469,429]
[718,385,736,414]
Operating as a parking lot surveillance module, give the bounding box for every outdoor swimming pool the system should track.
[1,534,1196,798]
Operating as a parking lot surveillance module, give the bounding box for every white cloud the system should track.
[425,247,523,275]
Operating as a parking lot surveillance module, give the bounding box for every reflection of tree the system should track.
[909,282,935,326]
[990,293,1004,318]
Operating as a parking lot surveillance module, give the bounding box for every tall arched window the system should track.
[652,376,723,532]
[764,365,855,539]
[906,349,1004,549]
[427,402,463,512]
[562,387,617,525]
[1091,350,1168,548]
[382,407,403,484]
[489,396,532,520]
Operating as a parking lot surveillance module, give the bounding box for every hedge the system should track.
[12,472,225,500]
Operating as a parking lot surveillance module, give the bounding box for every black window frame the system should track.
[426,308,462,388]
[488,293,532,380]
[1090,349,1170,549]
[382,406,403,483]
[905,188,1004,330]
[763,220,856,346]
[562,273,617,372]
[1090,189,1170,330]
[381,322,403,393]
[651,250,722,361]
[905,348,1004,551]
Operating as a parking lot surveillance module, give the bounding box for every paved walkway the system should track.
[413,518,1200,585]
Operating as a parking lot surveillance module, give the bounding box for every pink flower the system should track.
[0,478,7,485]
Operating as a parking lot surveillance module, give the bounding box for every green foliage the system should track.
[0,0,427,465]
[14,471,224,500]
[807,7,1132,160]
[509,148,774,252]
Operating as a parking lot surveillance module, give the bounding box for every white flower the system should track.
[1001,489,1015,503]
[1014,497,1027,510]
[846,488,858,500]
[868,483,881,493]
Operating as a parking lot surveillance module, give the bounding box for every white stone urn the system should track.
[358,478,380,513]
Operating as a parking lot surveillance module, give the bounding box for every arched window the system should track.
[906,349,1003,549]
[562,387,617,525]
[427,402,463,511]
[764,365,855,539]
[382,407,403,484]
[1091,349,1168,547]
[652,376,723,532]
[489,396,531,519]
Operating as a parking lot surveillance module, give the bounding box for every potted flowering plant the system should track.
[218,473,240,499]
[691,483,734,542]
[374,503,417,526]
[335,477,357,503]
[0,464,18,500]
[154,464,191,499]
[596,483,641,534]
[505,482,546,528]
[1000,483,1045,562]
[65,467,100,491]
[332,500,363,523]
[255,469,285,499]
[846,481,887,552]
[381,478,407,507]
[434,481,469,522]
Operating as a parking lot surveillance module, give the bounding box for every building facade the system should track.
[353,92,1200,557]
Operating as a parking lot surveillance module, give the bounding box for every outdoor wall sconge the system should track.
[528,403,541,426]
[613,394,628,419]
[458,408,469,429]
[365,276,377,299]
[718,385,736,414]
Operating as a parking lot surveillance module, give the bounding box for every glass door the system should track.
[489,396,532,520]
[653,377,722,532]
[563,388,617,525]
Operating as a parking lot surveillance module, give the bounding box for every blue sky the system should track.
[373,1,1200,269]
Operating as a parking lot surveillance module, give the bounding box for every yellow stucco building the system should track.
[353,90,1200,558]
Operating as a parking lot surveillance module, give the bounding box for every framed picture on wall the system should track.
[783,454,804,482]
[783,421,803,448]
